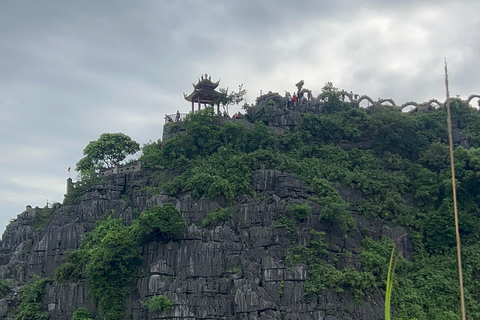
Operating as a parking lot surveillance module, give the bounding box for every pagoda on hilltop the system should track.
[184,74,222,113]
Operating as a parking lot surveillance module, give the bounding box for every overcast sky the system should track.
[1,1,479,235]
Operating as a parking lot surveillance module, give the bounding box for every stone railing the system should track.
[165,112,188,124]
[257,90,480,114]
[334,91,480,112]
[98,161,142,177]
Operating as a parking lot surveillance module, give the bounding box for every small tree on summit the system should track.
[217,84,248,115]
[319,82,344,114]
[76,133,140,178]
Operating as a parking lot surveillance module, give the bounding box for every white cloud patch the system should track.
[0,145,53,165]
[7,175,65,194]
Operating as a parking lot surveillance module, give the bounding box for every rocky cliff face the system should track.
[0,166,412,319]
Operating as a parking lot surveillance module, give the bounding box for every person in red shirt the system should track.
[292,93,297,106]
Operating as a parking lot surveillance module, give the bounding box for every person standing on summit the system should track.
[285,91,292,108]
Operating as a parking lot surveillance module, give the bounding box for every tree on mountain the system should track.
[139,140,163,170]
[319,82,345,114]
[76,133,140,178]
[217,84,247,115]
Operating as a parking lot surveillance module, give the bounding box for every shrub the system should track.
[185,169,235,201]
[201,207,233,228]
[54,249,87,283]
[275,215,297,244]
[310,196,355,232]
[299,113,344,144]
[30,206,55,232]
[70,307,94,320]
[288,230,375,301]
[220,122,248,151]
[143,294,173,312]
[286,203,311,222]
[139,141,163,170]
[86,227,141,319]
[0,279,11,298]
[53,207,185,319]
[140,186,160,196]
[360,237,395,282]
[131,203,185,243]
[55,216,142,319]
[367,107,423,160]
[14,276,50,320]
[246,121,279,152]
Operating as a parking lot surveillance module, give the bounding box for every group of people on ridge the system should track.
[285,91,309,109]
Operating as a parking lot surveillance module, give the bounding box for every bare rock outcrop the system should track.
[0,169,409,319]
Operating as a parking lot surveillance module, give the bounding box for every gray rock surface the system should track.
[0,168,405,320]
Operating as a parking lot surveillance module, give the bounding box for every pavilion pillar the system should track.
[198,97,201,111]
[191,100,194,113]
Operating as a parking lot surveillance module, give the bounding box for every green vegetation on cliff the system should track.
[14,276,51,320]
[56,84,480,319]
[55,204,184,320]
[142,294,173,313]
[70,307,94,320]
[139,89,480,319]
[0,279,12,299]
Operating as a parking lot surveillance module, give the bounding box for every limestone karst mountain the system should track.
[1,87,480,319]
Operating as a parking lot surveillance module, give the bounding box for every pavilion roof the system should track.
[184,74,222,103]
[193,77,220,90]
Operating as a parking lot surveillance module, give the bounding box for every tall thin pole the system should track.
[445,59,466,320]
